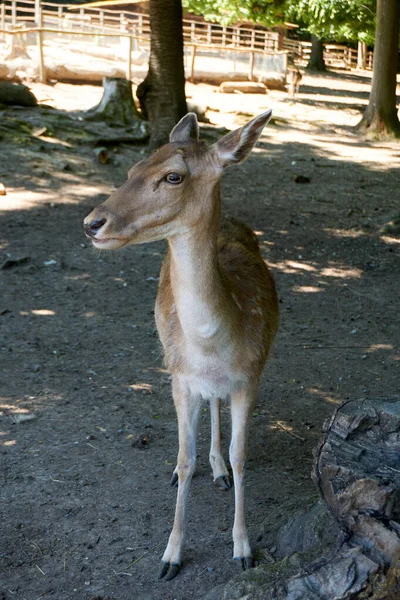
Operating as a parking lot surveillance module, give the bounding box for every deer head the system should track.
[83,110,272,249]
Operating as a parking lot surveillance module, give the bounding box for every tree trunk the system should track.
[136,0,187,149]
[204,398,400,600]
[357,0,400,137]
[306,35,326,72]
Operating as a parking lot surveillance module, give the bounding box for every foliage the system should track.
[182,0,286,27]
[184,0,376,43]
[286,0,376,44]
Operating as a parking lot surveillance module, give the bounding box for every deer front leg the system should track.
[209,397,231,490]
[229,387,256,569]
[160,378,201,581]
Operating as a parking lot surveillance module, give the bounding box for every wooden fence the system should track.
[0,0,374,82]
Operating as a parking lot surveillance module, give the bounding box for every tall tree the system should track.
[137,0,187,148]
[357,0,400,136]
[287,0,376,71]
[306,35,326,71]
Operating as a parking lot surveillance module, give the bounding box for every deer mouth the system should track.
[90,237,128,250]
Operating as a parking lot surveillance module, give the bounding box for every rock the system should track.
[292,175,311,184]
[0,82,37,107]
[1,256,30,269]
[381,215,400,236]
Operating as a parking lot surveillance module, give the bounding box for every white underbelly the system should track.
[178,365,247,400]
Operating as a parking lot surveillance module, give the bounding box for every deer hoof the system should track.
[233,556,254,570]
[159,561,181,581]
[170,472,178,487]
[215,475,231,490]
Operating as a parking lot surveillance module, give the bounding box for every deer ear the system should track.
[213,109,272,168]
[170,112,199,143]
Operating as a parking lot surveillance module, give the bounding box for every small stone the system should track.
[32,364,41,373]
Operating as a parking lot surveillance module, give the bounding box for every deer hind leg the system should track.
[229,386,257,569]
[160,378,201,581]
[209,397,231,490]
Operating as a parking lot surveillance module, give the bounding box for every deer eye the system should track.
[165,172,183,184]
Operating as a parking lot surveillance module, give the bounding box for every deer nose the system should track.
[84,218,107,238]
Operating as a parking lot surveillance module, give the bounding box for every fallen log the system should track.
[204,398,400,599]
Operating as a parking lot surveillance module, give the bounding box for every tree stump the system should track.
[204,399,400,599]
[86,77,142,126]
[5,30,31,61]
[0,82,37,107]
[85,77,149,143]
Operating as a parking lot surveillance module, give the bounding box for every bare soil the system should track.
[1,71,400,600]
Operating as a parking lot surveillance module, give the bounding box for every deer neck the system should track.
[167,186,226,342]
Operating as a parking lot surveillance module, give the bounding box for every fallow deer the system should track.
[83,111,279,580]
[287,67,302,100]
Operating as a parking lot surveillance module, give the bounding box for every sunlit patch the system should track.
[307,387,341,404]
[19,311,29,316]
[2,440,16,447]
[320,266,362,279]
[287,261,316,272]
[272,260,317,274]
[269,419,305,441]
[83,311,96,318]
[128,383,153,393]
[367,344,393,351]
[144,367,169,374]
[324,229,365,239]
[0,242,9,250]
[380,235,400,245]
[65,273,90,280]
[31,309,56,316]
[0,403,30,414]
[254,230,264,236]
[293,286,321,293]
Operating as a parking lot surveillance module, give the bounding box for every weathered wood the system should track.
[203,398,400,599]
[219,81,267,94]
[46,65,126,85]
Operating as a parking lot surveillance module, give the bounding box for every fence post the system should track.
[207,23,211,44]
[222,26,226,45]
[0,3,5,41]
[248,50,255,81]
[190,44,196,82]
[357,41,367,69]
[35,0,46,83]
[126,34,132,80]
[12,0,17,26]
[57,6,62,33]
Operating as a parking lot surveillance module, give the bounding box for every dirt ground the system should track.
[1,71,400,600]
